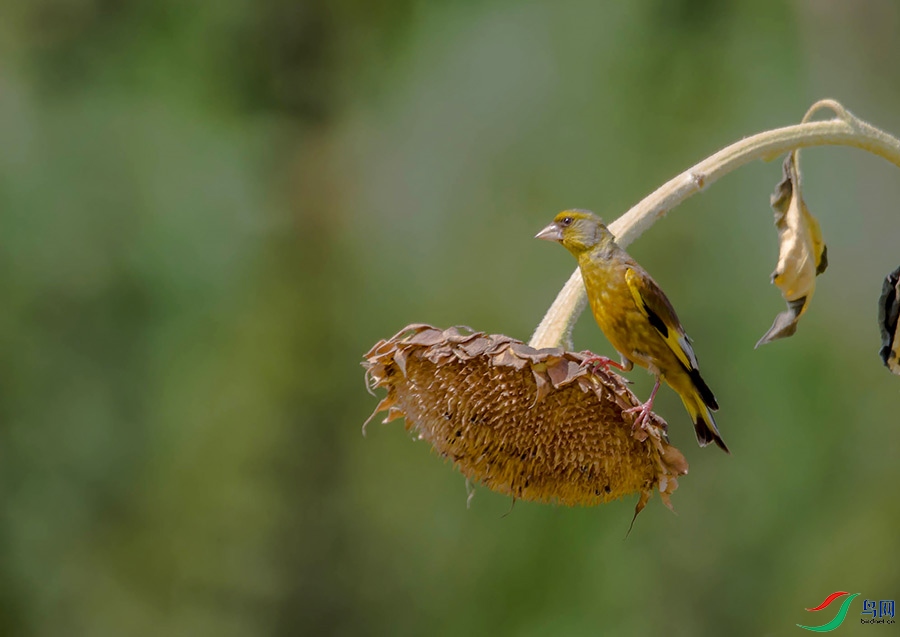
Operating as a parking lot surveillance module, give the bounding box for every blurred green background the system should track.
[1,1,899,635]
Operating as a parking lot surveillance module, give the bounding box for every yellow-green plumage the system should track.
[537,209,728,453]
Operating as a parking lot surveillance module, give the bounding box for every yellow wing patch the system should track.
[624,267,696,371]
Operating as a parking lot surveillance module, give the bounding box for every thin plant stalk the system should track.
[530,99,900,350]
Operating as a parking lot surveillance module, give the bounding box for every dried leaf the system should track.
[362,324,689,521]
[756,153,828,348]
[878,266,900,374]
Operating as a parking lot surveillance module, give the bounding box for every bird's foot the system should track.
[623,401,654,433]
[579,353,629,375]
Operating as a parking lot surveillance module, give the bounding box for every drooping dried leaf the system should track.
[756,153,828,348]
[362,324,688,520]
[878,266,900,374]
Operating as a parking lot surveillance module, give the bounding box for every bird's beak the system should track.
[535,222,563,242]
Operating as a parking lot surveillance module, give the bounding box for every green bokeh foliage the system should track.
[1,1,898,635]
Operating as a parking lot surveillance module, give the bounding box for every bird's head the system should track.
[535,209,612,255]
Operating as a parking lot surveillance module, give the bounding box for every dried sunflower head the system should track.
[362,324,688,520]
[879,265,900,374]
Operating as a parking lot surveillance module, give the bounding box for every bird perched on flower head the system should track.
[536,209,729,452]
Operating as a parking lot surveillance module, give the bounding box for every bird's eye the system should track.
[561,216,573,227]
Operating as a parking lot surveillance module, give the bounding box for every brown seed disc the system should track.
[363,324,688,513]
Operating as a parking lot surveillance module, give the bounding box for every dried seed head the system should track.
[362,324,688,517]
[879,265,900,374]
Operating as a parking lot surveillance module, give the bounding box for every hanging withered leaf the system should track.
[362,324,689,524]
[756,152,828,348]
[878,266,900,375]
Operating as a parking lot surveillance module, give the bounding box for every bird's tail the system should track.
[680,392,729,453]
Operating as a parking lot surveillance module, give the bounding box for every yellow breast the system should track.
[578,253,675,373]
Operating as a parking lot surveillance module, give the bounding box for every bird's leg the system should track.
[623,376,662,431]
[580,352,632,375]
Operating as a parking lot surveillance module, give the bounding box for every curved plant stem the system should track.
[529,100,900,349]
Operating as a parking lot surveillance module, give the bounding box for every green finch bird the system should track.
[536,209,729,453]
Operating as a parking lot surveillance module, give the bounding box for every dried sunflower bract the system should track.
[757,152,828,347]
[362,324,689,518]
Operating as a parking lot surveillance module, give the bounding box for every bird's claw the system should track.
[623,402,653,433]
[579,353,628,375]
